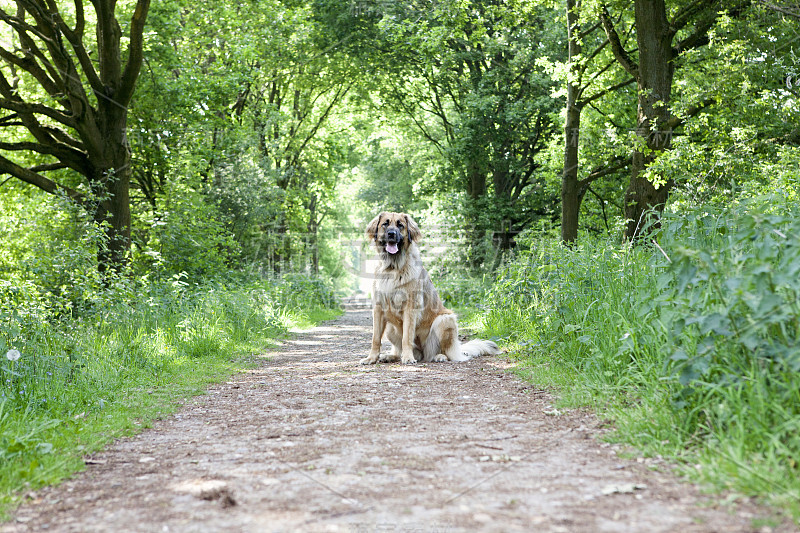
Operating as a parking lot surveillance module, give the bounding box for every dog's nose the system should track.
[386,228,399,241]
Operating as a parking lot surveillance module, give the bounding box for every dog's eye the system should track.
[382,221,389,227]
[397,223,404,229]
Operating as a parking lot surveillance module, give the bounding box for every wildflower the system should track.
[6,349,20,362]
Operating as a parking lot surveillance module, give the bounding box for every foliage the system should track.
[132,0,358,274]
[658,200,800,479]
[316,0,564,260]
[478,197,800,517]
[0,0,151,271]
[137,183,241,280]
[0,186,104,317]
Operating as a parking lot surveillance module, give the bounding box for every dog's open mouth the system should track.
[385,242,399,255]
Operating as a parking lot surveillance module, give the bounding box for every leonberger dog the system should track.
[360,211,499,365]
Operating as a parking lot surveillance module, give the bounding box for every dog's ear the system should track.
[365,212,385,242]
[405,214,421,243]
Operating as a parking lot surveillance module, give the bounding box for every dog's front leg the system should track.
[360,303,385,365]
[400,301,416,364]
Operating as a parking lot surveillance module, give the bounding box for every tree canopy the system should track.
[0,0,797,275]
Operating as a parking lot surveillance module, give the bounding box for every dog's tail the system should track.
[461,339,500,358]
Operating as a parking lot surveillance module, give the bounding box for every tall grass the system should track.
[478,198,800,520]
[0,273,339,517]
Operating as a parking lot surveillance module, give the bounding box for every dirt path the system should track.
[2,310,792,533]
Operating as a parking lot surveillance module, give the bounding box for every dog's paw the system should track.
[430,354,448,363]
[380,353,401,363]
[359,354,380,365]
[400,351,417,365]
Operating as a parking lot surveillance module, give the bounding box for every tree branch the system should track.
[664,97,715,130]
[0,153,85,204]
[119,0,151,105]
[0,96,77,129]
[0,8,65,95]
[285,80,352,162]
[579,21,603,40]
[0,139,87,170]
[0,45,61,97]
[582,76,636,106]
[0,114,24,127]
[578,155,632,188]
[15,0,95,115]
[73,0,85,36]
[761,0,800,18]
[674,1,752,55]
[52,13,106,96]
[600,6,639,79]
[586,185,611,232]
[0,5,50,43]
[30,162,69,172]
[670,0,715,34]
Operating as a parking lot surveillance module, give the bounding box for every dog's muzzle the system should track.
[384,228,402,255]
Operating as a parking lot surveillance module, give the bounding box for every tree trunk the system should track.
[561,0,583,243]
[90,82,135,272]
[624,0,675,239]
[92,158,132,273]
[624,153,671,237]
[561,105,583,243]
[465,151,487,200]
[464,144,489,266]
[307,194,319,275]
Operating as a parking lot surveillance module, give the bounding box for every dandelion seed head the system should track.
[6,349,20,362]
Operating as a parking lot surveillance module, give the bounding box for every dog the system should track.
[360,211,499,365]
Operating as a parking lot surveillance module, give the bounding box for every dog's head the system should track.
[366,212,421,261]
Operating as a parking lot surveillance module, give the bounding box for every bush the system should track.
[137,185,241,280]
[480,196,800,516]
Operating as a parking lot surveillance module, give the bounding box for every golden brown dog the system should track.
[360,211,499,365]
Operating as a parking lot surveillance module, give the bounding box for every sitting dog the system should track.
[360,211,499,364]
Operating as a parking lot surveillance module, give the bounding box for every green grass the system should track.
[472,199,800,524]
[0,352,239,509]
[0,274,340,519]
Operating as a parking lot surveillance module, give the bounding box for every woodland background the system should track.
[1,0,799,523]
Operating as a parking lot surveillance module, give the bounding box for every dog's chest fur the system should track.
[372,244,425,323]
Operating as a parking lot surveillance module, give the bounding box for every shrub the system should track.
[480,196,800,514]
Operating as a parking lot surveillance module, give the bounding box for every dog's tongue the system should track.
[386,242,399,255]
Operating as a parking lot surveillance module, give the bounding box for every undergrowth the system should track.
[0,273,339,518]
[476,197,800,522]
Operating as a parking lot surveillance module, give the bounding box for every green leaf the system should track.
[6,440,26,454]
[698,313,732,337]
[670,348,689,362]
[678,356,710,386]
[36,442,53,454]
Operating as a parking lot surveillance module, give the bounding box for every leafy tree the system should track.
[650,2,800,207]
[560,0,633,242]
[599,0,748,239]
[316,0,562,261]
[133,0,355,274]
[0,0,151,272]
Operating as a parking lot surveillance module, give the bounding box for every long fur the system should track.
[360,211,500,365]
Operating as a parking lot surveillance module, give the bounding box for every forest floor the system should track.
[1,309,795,533]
